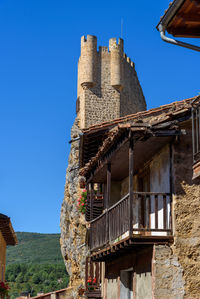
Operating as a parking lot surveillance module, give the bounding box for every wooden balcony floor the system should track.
[85,290,101,298]
[91,234,173,262]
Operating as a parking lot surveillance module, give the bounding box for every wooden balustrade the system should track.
[85,190,104,222]
[85,257,102,298]
[109,194,129,243]
[90,192,172,251]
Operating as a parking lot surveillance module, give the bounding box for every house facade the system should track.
[80,96,200,299]
[0,213,17,282]
[61,3,199,297]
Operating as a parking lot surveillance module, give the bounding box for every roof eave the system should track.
[156,0,186,31]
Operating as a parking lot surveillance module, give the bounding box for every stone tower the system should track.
[77,35,146,129]
[60,35,146,298]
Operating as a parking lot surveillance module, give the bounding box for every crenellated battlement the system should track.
[123,53,135,68]
[99,46,108,53]
[81,35,97,46]
[77,35,146,128]
[109,38,124,53]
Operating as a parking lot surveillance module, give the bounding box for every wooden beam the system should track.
[106,163,111,209]
[178,13,200,22]
[153,130,185,137]
[129,136,134,236]
[106,163,111,243]
[168,27,200,37]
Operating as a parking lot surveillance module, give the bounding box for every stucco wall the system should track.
[105,247,152,299]
[106,278,118,299]
[150,145,170,193]
[120,145,171,233]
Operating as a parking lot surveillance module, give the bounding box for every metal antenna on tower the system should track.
[121,18,123,38]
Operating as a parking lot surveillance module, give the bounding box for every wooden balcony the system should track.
[85,257,102,298]
[89,192,173,260]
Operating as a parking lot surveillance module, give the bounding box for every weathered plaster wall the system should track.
[150,145,170,193]
[149,145,170,233]
[106,278,118,299]
[105,247,152,299]
[0,231,6,281]
[120,145,171,233]
[153,245,185,299]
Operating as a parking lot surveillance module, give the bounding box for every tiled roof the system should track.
[31,288,72,299]
[0,213,18,245]
[156,0,182,30]
[157,0,200,38]
[80,96,198,177]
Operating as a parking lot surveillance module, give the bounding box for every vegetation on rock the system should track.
[77,189,87,214]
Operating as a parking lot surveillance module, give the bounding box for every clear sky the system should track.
[0,0,199,233]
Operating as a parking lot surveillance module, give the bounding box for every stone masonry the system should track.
[60,35,146,298]
[77,35,146,129]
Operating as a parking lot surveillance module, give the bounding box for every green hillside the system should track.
[5,232,69,299]
[6,232,63,264]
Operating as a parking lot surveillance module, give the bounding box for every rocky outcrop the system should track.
[60,118,89,298]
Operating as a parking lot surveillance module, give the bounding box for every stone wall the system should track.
[153,245,185,299]
[172,126,200,298]
[0,231,6,281]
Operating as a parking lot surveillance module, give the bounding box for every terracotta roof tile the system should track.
[83,97,195,135]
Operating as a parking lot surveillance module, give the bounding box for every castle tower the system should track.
[60,35,147,294]
[77,35,146,129]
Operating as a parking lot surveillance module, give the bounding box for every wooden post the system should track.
[129,136,134,236]
[90,183,94,221]
[106,163,111,243]
[169,143,173,233]
[85,257,89,291]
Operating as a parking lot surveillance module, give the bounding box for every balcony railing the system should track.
[85,257,102,298]
[90,192,172,251]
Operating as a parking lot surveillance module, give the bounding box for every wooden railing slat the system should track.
[163,195,167,230]
[89,192,172,250]
[155,194,158,229]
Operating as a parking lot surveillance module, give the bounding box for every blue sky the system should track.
[0,0,199,233]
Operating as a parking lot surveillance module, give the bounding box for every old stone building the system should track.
[77,35,146,129]
[60,2,200,297]
[80,96,200,299]
[60,35,146,296]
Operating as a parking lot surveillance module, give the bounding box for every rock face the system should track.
[60,118,88,296]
